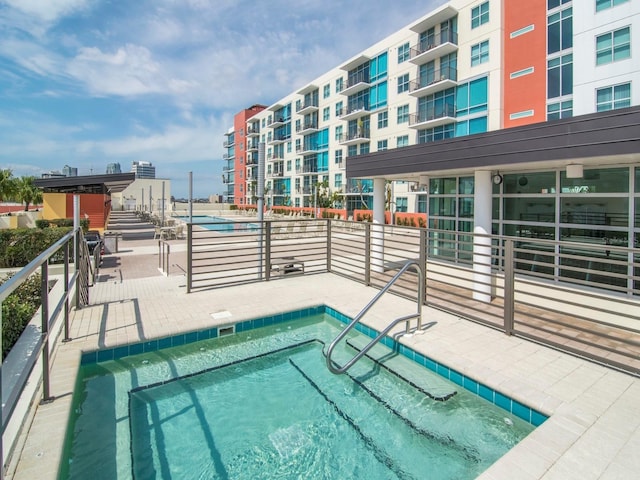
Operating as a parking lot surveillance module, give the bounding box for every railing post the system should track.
[504,239,515,335]
[265,221,271,281]
[63,241,71,342]
[326,219,332,272]
[419,228,427,307]
[364,222,371,286]
[186,223,192,293]
[40,262,53,403]
[75,228,80,309]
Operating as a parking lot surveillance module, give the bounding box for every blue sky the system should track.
[0,0,444,198]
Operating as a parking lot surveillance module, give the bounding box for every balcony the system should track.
[246,126,260,137]
[408,103,456,129]
[223,153,235,160]
[268,133,291,145]
[296,143,318,155]
[247,142,259,152]
[267,116,289,128]
[409,66,458,97]
[339,103,370,121]
[409,31,458,66]
[223,139,235,148]
[271,188,289,196]
[296,100,319,115]
[268,170,284,178]
[340,71,371,97]
[338,130,370,146]
[295,165,318,175]
[296,121,319,134]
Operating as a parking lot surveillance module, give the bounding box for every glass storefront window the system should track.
[635,167,640,193]
[560,167,628,193]
[458,197,474,218]
[429,197,456,216]
[503,172,556,194]
[560,228,628,246]
[504,197,555,222]
[459,177,474,194]
[503,224,554,239]
[560,197,628,227]
[635,198,640,228]
[430,177,457,194]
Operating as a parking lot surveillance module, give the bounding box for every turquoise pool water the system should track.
[177,215,258,232]
[62,310,540,479]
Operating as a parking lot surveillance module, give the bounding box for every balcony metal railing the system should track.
[410,30,458,59]
[409,103,456,126]
[409,66,458,93]
[185,220,640,377]
[346,71,370,89]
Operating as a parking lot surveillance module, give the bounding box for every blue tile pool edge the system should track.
[80,304,547,427]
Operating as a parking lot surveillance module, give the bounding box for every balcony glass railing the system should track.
[409,103,456,125]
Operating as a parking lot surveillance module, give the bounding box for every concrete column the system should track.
[372,178,386,273]
[473,170,492,303]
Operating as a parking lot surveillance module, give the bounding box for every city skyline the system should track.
[0,0,444,198]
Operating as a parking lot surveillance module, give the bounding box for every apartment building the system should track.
[223,0,639,246]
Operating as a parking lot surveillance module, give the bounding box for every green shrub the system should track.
[1,272,42,360]
[36,219,50,229]
[0,227,73,268]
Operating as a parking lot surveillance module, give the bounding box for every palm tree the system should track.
[0,169,17,202]
[15,176,43,211]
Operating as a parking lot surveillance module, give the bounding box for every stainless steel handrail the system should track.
[325,259,425,375]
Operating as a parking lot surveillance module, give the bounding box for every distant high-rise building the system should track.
[41,171,65,178]
[131,161,156,179]
[62,165,78,177]
[106,163,122,174]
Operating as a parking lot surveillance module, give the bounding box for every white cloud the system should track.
[3,0,89,23]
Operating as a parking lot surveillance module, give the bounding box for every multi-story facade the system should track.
[131,161,156,179]
[222,0,639,224]
[106,163,122,174]
[223,104,266,204]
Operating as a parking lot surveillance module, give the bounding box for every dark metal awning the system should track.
[34,173,135,194]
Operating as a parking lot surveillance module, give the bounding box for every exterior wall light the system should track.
[566,164,583,178]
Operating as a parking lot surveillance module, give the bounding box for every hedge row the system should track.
[1,272,41,360]
[0,228,73,268]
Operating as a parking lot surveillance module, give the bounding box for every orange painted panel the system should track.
[503,0,547,128]
[64,193,110,230]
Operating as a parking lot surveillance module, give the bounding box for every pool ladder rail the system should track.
[325,260,425,375]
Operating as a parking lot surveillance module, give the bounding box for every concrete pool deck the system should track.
[8,216,640,480]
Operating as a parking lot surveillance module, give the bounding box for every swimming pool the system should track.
[177,215,258,232]
[61,307,543,479]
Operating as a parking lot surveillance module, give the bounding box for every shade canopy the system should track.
[34,173,136,195]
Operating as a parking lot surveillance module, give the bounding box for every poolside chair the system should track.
[153,226,162,239]
[174,224,184,239]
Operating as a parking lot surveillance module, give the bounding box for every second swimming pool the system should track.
[62,308,543,479]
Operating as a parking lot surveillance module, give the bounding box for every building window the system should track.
[456,76,488,117]
[335,173,343,188]
[286,160,292,171]
[335,150,343,165]
[335,77,343,93]
[377,140,388,151]
[378,111,388,128]
[510,24,534,39]
[397,104,409,124]
[470,40,489,66]
[471,1,489,29]
[548,0,571,9]
[398,43,410,63]
[547,100,573,120]
[323,107,330,121]
[396,197,408,213]
[596,83,631,111]
[323,84,330,98]
[397,73,410,93]
[418,124,455,143]
[509,109,535,120]
[596,27,631,65]
[359,143,370,155]
[596,0,628,12]
[510,66,534,79]
[547,7,572,54]
[397,135,409,148]
[547,53,573,98]
[335,101,343,117]
[335,125,343,141]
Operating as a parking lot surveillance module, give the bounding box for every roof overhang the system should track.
[346,106,640,181]
[34,173,136,194]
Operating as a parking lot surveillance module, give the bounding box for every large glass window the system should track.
[596,83,631,111]
[547,100,573,120]
[547,54,573,99]
[397,135,409,148]
[418,123,455,143]
[398,43,410,63]
[596,27,631,65]
[596,0,629,11]
[397,104,409,124]
[397,73,410,93]
[470,40,489,66]
[547,7,572,54]
[456,76,488,117]
[370,81,388,110]
[471,2,489,29]
[561,167,629,194]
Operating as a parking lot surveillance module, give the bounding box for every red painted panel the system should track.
[64,193,110,230]
[503,0,548,128]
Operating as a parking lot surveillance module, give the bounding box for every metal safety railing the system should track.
[1,227,92,477]
[325,260,425,374]
[185,218,640,377]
